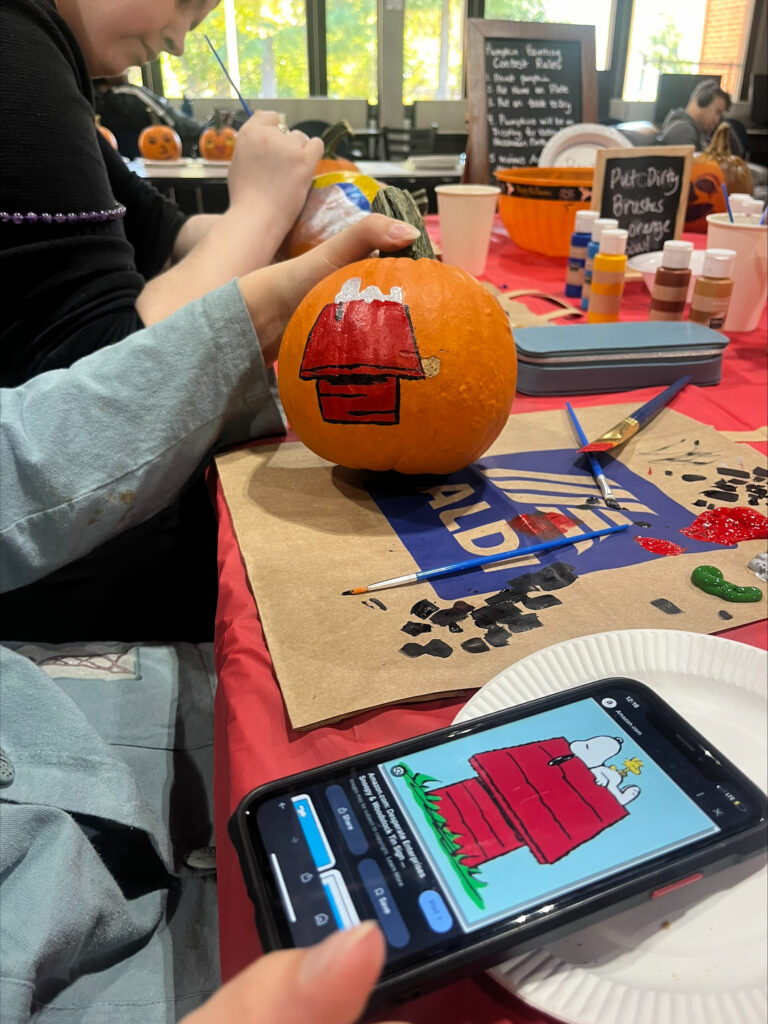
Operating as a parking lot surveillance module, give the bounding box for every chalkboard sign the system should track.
[466,19,597,184]
[591,145,694,257]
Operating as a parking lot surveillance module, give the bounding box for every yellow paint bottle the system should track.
[587,228,628,324]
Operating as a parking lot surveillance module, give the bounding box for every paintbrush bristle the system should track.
[604,497,622,510]
[342,587,367,596]
[579,442,615,453]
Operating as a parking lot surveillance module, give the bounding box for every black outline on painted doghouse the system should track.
[298,278,426,425]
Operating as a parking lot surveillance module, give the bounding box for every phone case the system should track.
[512,321,729,396]
[228,679,767,1009]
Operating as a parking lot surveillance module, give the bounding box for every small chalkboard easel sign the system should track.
[591,145,694,257]
[466,19,597,184]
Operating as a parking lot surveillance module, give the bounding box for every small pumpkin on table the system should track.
[278,187,518,476]
[685,121,753,232]
[138,111,183,161]
[199,109,238,161]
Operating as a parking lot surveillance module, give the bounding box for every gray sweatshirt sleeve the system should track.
[0,280,285,592]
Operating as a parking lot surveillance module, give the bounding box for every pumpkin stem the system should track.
[704,121,734,158]
[320,120,354,159]
[371,186,436,260]
[145,106,162,126]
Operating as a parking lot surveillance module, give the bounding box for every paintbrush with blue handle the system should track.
[578,375,692,453]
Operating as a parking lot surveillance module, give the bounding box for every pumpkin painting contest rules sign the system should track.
[466,21,596,180]
[483,37,582,169]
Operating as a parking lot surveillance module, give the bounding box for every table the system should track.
[128,158,464,214]
[211,216,767,1024]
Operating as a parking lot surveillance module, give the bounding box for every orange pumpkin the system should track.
[314,120,360,175]
[685,122,753,232]
[95,115,118,150]
[278,192,517,475]
[199,110,237,161]
[138,124,182,161]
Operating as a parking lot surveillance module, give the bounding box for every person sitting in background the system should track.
[94,73,204,157]
[657,78,745,155]
[0,215,420,1024]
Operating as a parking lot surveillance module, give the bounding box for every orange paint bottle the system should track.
[587,228,628,323]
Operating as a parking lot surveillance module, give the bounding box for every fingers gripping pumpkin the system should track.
[278,189,517,475]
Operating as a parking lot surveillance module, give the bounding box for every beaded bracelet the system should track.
[0,204,127,225]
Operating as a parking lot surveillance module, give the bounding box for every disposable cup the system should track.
[435,184,501,276]
[705,213,767,333]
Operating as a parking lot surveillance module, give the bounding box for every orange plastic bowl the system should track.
[494,167,594,258]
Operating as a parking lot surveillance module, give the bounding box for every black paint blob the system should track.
[461,637,489,654]
[718,610,734,620]
[520,593,562,611]
[681,474,707,482]
[507,613,542,633]
[702,490,739,503]
[484,626,510,647]
[400,639,453,659]
[651,598,683,615]
[401,621,432,636]
[410,599,438,620]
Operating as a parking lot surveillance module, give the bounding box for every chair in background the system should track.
[382,126,438,161]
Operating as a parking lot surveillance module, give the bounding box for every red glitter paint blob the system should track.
[681,506,768,546]
[634,536,686,556]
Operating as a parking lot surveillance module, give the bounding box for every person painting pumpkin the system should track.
[0,0,327,642]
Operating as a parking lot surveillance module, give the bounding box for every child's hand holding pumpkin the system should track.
[226,110,323,255]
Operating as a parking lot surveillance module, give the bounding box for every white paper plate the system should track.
[627,250,706,304]
[538,124,633,168]
[140,158,189,167]
[453,630,767,1024]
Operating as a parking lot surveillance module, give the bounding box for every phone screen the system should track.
[245,682,756,971]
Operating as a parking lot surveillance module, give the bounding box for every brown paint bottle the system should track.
[648,240,694,321]
[688,248,736,330]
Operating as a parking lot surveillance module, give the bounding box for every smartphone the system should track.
[229,678,767,1006]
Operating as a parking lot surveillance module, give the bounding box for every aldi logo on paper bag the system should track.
[366,450,723,601]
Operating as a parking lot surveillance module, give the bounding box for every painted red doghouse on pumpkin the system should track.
[299,278,426,425]
[432,738,629,867]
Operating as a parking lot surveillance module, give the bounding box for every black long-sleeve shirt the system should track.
[0,0,187,385]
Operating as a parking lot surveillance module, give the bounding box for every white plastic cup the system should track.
[434,184,501,277]
[706,213,768,332]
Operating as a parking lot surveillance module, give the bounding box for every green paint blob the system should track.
[691,565,763,603]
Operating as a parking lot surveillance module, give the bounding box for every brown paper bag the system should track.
[215,407,767,730]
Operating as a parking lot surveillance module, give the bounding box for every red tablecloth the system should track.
[212,216,767,1024]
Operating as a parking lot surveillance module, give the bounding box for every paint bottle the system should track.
[648,240,694,321]
[586,228,628,324]
[687,248,736,330]
[581,217,618,311]
[565,210,600,299]
[743,198,765,221]
[727,193,753,216]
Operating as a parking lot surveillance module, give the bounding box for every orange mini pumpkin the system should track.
[685,122,753,232]
[95,115,118,150]
[278,192,517,476]
[138,123,182,161]
[199,110,237,161]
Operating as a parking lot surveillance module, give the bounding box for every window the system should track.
[326,0,378,100]
[403,0,466,103]
[483,0,614,71]
[623,0,753,101]
[161,1,309,99]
